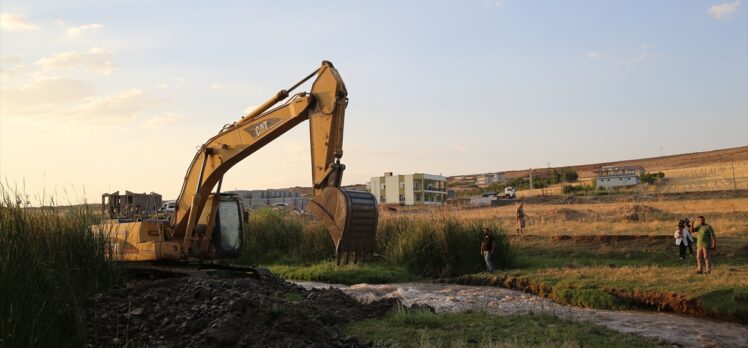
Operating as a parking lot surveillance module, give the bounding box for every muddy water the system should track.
[296,281,748,348]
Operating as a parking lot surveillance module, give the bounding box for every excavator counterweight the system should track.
[95,61,377,264]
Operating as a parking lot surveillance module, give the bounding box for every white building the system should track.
[370,172,447,205]
[596,174,641,189]
[475,172,505,188]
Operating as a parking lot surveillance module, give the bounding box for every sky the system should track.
[1,0,747,203]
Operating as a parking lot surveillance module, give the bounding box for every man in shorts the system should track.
[693,215,717,274]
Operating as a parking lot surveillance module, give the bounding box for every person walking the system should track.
[693,215,717,274]
[683,217,694,256]
[481,228,495,273]
[516,203,526,235]
[674,220,694,260]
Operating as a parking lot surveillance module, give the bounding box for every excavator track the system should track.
[121,261,272,281]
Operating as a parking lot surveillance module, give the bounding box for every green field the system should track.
[345,308,658,348]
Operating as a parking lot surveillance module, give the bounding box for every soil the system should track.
[86,270,400,347]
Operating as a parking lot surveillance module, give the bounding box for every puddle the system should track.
[296,281,748,347]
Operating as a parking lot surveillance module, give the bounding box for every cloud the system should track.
[612,53,652,70]
[140,112,177,129]
[63,89,153,124]
[483,0,504,7]
[584,52,602,60]
[210,83,223,90]
[1,83,157,125]
[709,0,740,19]
[640,43,655,49]
[35,47,115,74]
[1,78,94,114]
[0,12,40,31]
[66,23,103,37]
[0,56,28,79]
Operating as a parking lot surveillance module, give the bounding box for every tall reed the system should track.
[0,187,118,348]
[240,208,513,277]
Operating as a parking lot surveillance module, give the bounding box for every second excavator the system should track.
[96,61,378,265]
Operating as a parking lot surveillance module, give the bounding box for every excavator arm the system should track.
[170,61,377,262]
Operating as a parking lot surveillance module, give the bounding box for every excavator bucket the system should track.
[309,188,379,264]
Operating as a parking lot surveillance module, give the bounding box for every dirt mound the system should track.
[553,208,595,220]
[87,271,399,347]
[618,204,671,221]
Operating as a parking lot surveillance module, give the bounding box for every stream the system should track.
[295,281,748,347]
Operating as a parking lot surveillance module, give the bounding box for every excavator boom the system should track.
[167,61,377,261]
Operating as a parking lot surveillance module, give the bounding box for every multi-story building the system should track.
[475,172,505,188]
[226,189,309,211]
[370,172,447,205]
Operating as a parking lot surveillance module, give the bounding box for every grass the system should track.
[456,234,748,322]
[267,261,415,285]
[0,187,118,348]
[344,308,658,348]
[239,208,514,279]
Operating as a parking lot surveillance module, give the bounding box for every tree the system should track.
[562,168,579,183]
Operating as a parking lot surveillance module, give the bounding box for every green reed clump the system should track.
[0,188,118,348]
[378,216,513,277]
[239,208,333,265]
[240,208,513,278]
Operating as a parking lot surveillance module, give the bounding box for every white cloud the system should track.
[584,52,602,60]
[0,12,40,31]
[0,56,28,79]
[62,89,154,124]
[140,112,177,129]
[709,0,741,19]
[483,0,504,7]
[66,23,103,37]
[640,43,655,49]
[210,83,223,90]
[1,83,157,125]
[35,47,115,74]
[1,78,94,114]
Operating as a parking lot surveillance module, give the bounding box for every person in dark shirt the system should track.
[481,228,495,272]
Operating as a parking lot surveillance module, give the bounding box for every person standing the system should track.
[674,220,694,260]
[481,228,495,273]
[693,215,717,274]
[516,203,526,235]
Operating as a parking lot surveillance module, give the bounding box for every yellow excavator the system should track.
[95,61,378,265]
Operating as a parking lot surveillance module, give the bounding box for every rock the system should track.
[130,307,144,316]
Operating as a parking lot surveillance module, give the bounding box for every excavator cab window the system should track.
[212,197,243,257]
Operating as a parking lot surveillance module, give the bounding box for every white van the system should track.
[159,200,176,213]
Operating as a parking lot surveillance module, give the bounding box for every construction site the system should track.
[1,2,747,348]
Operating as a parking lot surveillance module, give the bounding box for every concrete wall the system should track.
[596,175,640,188]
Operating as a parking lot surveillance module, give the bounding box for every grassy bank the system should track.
[0,189,118,347]
[453,235,748,322]
[239,208,514,280]
[345,308,658,348]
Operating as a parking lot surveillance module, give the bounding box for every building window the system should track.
[380,183,385,190]
[399,182,405,189]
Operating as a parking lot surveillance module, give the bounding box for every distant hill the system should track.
[451,146,748,182]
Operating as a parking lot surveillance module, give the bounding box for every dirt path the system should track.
[296,281,748,348]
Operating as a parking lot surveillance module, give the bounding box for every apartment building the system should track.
[370,172,447,205]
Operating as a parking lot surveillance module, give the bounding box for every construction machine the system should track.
[94,61,378,265]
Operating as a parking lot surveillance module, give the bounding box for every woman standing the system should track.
[674,220,694,260]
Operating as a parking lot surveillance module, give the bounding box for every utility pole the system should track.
[529,168,534,190]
